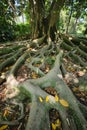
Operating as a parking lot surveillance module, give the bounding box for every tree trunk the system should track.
[29,0,65,40]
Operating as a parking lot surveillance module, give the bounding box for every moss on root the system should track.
[68,107,83,130]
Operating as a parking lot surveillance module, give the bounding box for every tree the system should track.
[0,0,87,130]
[29,0,65,40]
[0,0,16,41]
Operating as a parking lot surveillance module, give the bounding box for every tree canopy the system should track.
[0,0,87,41]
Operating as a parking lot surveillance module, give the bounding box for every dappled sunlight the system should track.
[5,75,19,99]
[0,0,87,129]
[57,74,63,79]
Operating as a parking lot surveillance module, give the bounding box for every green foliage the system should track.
[0,0,87,42]
[0,19,15,42]
[46,57,55,66]
[59,0,87,34]
[14,23,31,38]
[24,1,31,23]
[0,0,15,42]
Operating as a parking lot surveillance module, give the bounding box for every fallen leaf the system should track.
[55,119,61,128]
[75,93,82,97]
[59,99,69,107]
[45,65,50,72]
[39,97,43,102]
[0,125,8,130]
[80,97,85,102]
[55,95,59,102]
[31,72,38,79]
[26,58,30,62]
[45,96,49,102]
[51,123,56,130]
[3,109,9,117]
[72,87,79,92]
[1,73,5,79]
[77,71,85,76]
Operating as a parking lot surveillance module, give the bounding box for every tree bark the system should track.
[29,0,65,40]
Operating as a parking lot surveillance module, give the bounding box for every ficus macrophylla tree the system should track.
[29,0,65,40]
[0,0,87,130]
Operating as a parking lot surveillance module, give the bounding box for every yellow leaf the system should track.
[72,87,79,92]
[55,95,59,102]
[51,123,56,130]
[1,72,5,79]
[26,58,30,62]
[39,97,43,102]
[0,125,8,130]
[41,59,44,63]
[59,99,69,107]
[45,96,49,102]
[3,109,9,117]
[55,119,61,127]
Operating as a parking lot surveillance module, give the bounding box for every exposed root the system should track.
[69,52,87,67]
[18,50,87,130]
[0,35,87,130]
[10,50,30,76]
[0,48,26,72]
[0,101,24,126]
[25,98,50,130]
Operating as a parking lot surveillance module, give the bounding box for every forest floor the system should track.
[0,34,87,130]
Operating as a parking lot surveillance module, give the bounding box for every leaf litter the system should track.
[0,40,87,130]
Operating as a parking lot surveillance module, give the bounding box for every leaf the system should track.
[0,125,8,130]
[39,97,43,102]
[1,72,5,79]
[31,72,38,79]
[72,87,79,92]
[51,123,56,130]
[3,109,9,117]
[45,96,49,102]
[55,95,59,102]
[55,119,61,128]
[77,71,85,76]
[45,65,50,72]
[26,58,30,62]
[59,99,69,107]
